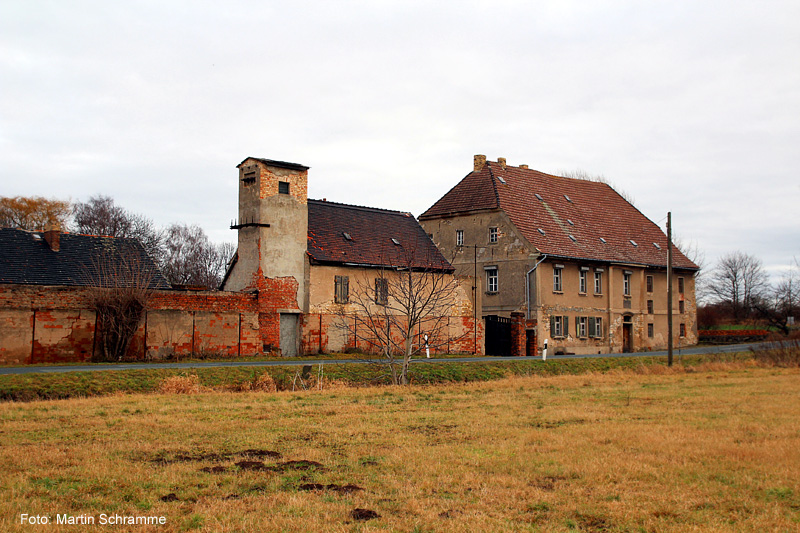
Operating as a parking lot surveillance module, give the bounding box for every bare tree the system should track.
[556,169,637,206]
[335,247,466,385]
[0,196,71,230]
[754,256,800,334]
[85,247,160,361]
[73,195,164,263]
[673,235,707,302]
[161,224,234,289]
[708,251,770,320]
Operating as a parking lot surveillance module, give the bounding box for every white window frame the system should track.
[594,271,602,294]
[456,229,464,247]
[553,315,564,337]
[577,316,587,338]
[489,227,498,243]
[485,267,498,293]
[623,272,631,296]
[553,267,563,292]
[579,270,587,294]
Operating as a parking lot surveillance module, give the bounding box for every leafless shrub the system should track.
[84,247,160,361]
[334,245,467,385]
[158,374,204,394]
[751,337,800,368]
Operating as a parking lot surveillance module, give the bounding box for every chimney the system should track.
[43,227,60,252]
[519,164,529,169]
[473,154,487,172]
[497,157,506,170]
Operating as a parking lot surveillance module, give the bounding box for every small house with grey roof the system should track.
[419,155,699,355]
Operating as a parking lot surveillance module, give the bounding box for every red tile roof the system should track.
[420,162,698,270]
[308,200,453,272]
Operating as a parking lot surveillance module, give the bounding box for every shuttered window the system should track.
[375,278,388,305]
[334,275,349,304]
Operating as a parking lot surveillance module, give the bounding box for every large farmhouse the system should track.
[419,155,699,355]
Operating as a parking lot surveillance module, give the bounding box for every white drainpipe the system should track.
[525,254,548,320]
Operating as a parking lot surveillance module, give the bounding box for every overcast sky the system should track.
[2,0,798,280]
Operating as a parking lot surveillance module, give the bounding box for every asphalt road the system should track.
[0,342,766,375]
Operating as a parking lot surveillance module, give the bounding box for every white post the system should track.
[543,339,548,361]
[424,333,430,358]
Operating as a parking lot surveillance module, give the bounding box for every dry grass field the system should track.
[1,364,799,532]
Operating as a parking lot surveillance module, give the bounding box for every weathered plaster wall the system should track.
[0,285,265,364]
[535,261,698,354]
[420,210,538,317]
[304,264,483,355]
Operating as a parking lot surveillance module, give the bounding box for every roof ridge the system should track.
[308,199,412,217]
[486,164,501,206]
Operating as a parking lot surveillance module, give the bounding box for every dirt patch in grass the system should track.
[240,449,282,459]
[299,483,364,494]
[270,460,324,472]
[148,448,281,465]
[350,508,380,521]
[235,460,270,471]
[160,493,180,502]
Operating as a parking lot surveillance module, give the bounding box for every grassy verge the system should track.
[1,366,798,532]
[0,352,752,402]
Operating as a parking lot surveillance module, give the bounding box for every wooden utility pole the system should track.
[473,244,478,355]
[667,212,673,367]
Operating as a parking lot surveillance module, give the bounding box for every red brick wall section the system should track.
[0,283,483,363]
[0,284,266,364]
[510,312,526,357]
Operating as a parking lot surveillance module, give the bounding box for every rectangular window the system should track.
[588,317,603,338]
[623,273,631,296]
[553,267,563,292]
[551,315,568,338]
[334,275,349,304]
[375,278,388,305]
[678,277,685,294]
[648,323,654,338]
[456,229,464,247]
[486,267,498,293]
[680,323,686,337]
[646,275,654,293]
[577,316,587,338]
[679,300,685,314]
[647,300,654,314]
[243,172,256,186]
[489,227,498,243]
[594,271,603,294]
[579,270,587,294]
[278,181,290,194]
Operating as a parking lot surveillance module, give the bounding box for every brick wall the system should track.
[0,285,265,364]
[0,280,485,363]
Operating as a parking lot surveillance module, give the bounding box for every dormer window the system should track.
[278,181,290,194]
